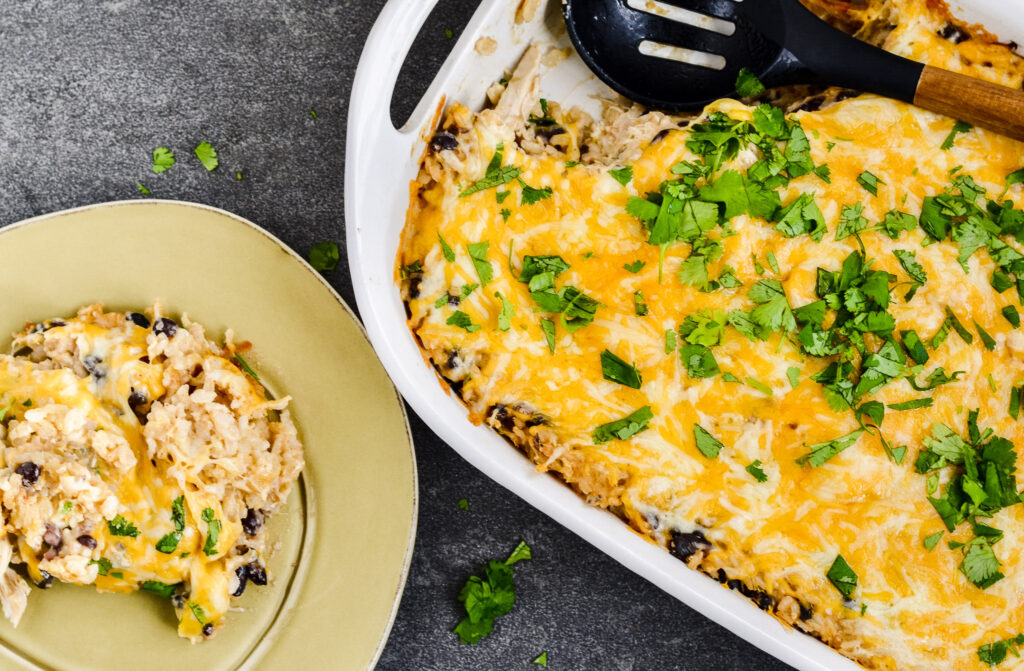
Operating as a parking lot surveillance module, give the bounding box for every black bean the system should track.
[77,535,97,549]
[939,22,970,44]
[153,318,178,338]
[202,623,214,637]
[233,566,248,597]
[126,312,151,328]
[650,128,671,145]
[128,390,147,409]
[15,462,40,486]
[799,603,813,621]
[43,523,61,549]
[246,562,267,586]
[241,508,264,536]
[12,346,31,358]
[83,355,105,379]
[172,594,186,609]
[34,570,53,589]
[447,294,460,307]
[668,529,712,562]
[430,130,459,152]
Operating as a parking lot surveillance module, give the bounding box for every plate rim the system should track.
[0,198,419,670]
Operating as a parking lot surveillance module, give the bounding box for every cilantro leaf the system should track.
[941,121,973,150]
[857,170,883,196]
[699,170,780,221]
[746,460,768,482]
[624,260,646,273]
[593,406,653,444]
[467,242,493,286]
[882,210,918,239]
[796,430,864,467]
[438,234,456,262]
[961,538,1003,589]
[540,319,556,353]
[679,344,720,378]
[888,398,933,411]
[107,515,140,538]
[201,507,221,556]
[693,424,724,459]
[633,289,648,316]
[495,292,514,332]
[608,166,633,186]
[447,311,481,333]
[453,543,531,644]
[521,184,553,205]
[774,192,826,241]
[836,203,868,240]
[734,67,766,97]
[748,280,796,333]
[308,241,340,272]
[194,142,219,171]
[140,581,178,598]
[461,146,522,197]
[151,146,175,174]
[601,350,642,389]
[827,555,858,598]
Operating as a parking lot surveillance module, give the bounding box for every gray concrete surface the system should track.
[0,2,794,669]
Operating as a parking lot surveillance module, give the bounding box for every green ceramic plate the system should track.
[0,200,416,670]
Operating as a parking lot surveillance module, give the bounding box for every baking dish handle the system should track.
[349,0,441,155]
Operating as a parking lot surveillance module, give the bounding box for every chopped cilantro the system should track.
[976,321,996,351]
[194,142,218,171]
[857,170,883,196]
[991,270,1014,293]
[734,67,766,97]
[693,424,724,459]
[457,498,469,511]
[90,558,113,576]
[532,651,549,667]
[438,234,456,262]
[901,330,929,365]
[601,350,642,389]
[141,581,178,598]
[593,406,653,444]
[232,353,260,381]
[495,292,514,332]
[608,166,633,186]
[541,319,556,353]
[813,164,832,183]
[888,398,933,411]
[745,377,773,396]
[137,182,150,195]
[624,260,646,273]
[107,515,140,538]
[308,241,340,272]
[1010,385,1024,420]
[700,169,780,221]
[923,532,943,552]
[893,249,927,299]
[940,121,973,150]
[826,555,858,598]
[961,538,1003,589]
[836,203,868,240]
[748,279,796,333]
[746,460,768,483]
[448,311,481,333]
[786,366,801,389]
[766,251,780,275]
[521,184,553,205]
[201,507,221,556]
[665,329,677,354]
[188,601,208,625]
[978,634,1024,666]
[633,290,648,316]
[796,430,864,467]
[151,146,175,174]
[1003,305,1019,329]
[945,307,974,344]
[460,145,522,197]
[467,242,493,286]
[453,542,532,644]
[774,192,825,241]
[882,210,918,239]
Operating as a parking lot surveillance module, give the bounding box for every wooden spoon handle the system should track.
[915,65,1024,143]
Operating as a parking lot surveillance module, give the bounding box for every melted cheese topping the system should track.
[0,306,303,640]
[402,94,1024,670]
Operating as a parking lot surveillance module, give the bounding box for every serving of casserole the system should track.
[393,1,1024,668]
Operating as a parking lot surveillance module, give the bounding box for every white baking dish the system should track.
[346,2,1024,668]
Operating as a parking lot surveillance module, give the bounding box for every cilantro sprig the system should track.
[453,541,532,644]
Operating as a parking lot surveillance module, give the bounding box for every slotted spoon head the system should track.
[562,0,922,111]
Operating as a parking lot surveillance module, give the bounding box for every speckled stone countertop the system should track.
[0,1,793,669]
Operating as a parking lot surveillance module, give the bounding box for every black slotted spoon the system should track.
[562,0,1024,142]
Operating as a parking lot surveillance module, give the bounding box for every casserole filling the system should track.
[0,304,303,640]
[400,1,1024,668]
